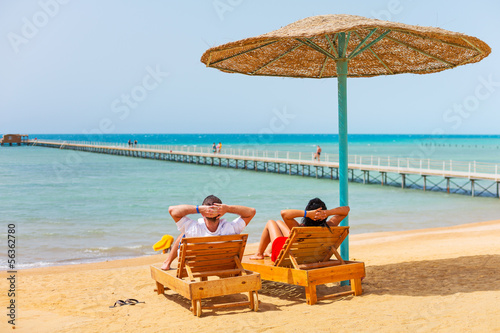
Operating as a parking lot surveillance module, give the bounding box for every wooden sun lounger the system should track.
[150,234,261,317]
[242,226,365,305]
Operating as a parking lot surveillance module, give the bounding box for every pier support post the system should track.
[302,165,304,176]
[401,174,406,189]
[471,180,475,197]
[446,177,450,194]
[381,172,385,186]
[315,166,318,179]
[423,175,427,191]
[497,182,499,198]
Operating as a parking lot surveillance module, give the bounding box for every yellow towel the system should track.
[153,235,174,252]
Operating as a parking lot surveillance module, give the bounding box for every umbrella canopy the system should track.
[201,14,490,77]
[200,14,491,263]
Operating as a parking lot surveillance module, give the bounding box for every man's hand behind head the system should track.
[212,203,228,218]
[200,205,219,218]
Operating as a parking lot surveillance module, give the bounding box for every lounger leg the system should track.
[350,278,362,296]
[155,282,165,295]
[249,291,254,310]
[191,299,197,315]
[305,285,317,305]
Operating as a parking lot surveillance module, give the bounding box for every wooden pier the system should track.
[30,140,500,198]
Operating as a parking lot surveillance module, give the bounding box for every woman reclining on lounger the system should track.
[249,198,350,260]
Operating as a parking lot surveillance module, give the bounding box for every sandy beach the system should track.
[2,219,499,332]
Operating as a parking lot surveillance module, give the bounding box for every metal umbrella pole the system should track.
[336,32,349,263]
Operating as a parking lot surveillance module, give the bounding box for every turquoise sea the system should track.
[1,134,499,269]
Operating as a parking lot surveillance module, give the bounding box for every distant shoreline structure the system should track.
[0,134,29,146]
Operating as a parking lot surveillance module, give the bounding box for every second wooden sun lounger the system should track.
[242,226,365,305]
[151,234,261,317]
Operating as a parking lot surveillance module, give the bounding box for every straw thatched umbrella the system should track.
[200,14,491,261]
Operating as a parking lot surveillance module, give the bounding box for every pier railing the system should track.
[31,139,499,180]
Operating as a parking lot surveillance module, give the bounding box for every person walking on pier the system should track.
[217,142,222,153]
[313,145,322,162]
[134,140,138,146]
[249,198,349,261]
[160,195,256,270]
[212,142,217,154]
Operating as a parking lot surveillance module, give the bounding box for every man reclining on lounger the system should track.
[161,195,256,270]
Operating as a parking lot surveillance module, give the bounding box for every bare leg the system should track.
[249,221,272,260]
[275,220,292,237]
[278,217,299,234]
[261,220,292,256]
[250,220,284,260]
[161,234,183,270]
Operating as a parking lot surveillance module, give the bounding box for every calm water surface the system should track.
[1,134,499,268]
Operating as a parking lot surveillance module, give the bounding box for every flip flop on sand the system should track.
[109,300,127,308]
[109,299,145,308]
[124,299,145,305]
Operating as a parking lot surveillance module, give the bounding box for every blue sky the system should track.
[1,0,499,134]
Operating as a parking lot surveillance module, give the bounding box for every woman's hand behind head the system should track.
[313,208,327,221]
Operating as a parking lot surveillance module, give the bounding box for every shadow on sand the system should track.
[159,254,499,315]
[256,254,500,304]
[363,254,500,296]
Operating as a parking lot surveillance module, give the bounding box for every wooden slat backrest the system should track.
[273,227,349,267]
[176,234,248,279]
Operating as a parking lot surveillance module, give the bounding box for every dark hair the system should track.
[202,195,222,206]
[300,197,329,228]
